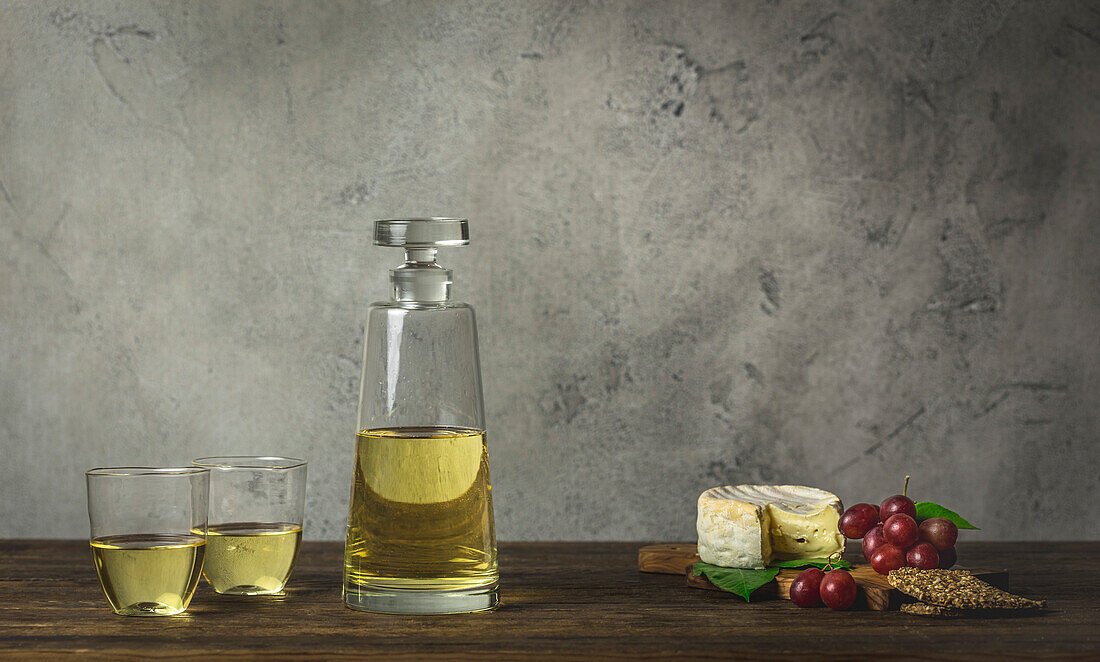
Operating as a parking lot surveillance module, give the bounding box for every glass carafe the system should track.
[343,218,499,614]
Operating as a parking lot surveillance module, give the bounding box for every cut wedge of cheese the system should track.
[696,485,845,569]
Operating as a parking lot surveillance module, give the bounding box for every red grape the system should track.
[862,524,886,560]
[871,503,880,521]
[918,517,958,551]
[839,503,879,539]
[938,546,957,569]
[790,567,825,607]
[869,544,907,575]
[883,513,919,548]
[819,569,857,610]
[906,541,940,570]
[880,494,917,520]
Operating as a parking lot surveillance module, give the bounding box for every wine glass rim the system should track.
[85,466,209,477]
[378,217,467,223]
[192,456,307,469]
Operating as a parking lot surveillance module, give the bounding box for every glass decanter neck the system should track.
[391,249,453,303]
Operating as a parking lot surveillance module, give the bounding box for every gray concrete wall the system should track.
[1,0,1098,541]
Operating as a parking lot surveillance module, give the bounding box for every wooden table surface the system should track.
[0,540,1096,659]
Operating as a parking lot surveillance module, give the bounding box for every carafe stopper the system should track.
[374,218,469,304]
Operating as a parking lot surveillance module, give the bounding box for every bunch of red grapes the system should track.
[839,492,959,575]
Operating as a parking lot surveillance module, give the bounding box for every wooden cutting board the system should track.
[639,543,1009,611]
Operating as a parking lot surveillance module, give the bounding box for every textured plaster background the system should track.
[1,1,1098,540]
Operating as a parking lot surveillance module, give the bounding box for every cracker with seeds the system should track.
[900,602,1045,619]
[888,568,1045,610]
[900,602,966,618]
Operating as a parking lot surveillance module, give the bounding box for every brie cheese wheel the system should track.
[696,485,845,569]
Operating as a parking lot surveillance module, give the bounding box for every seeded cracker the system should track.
[900,602,1042,619]
[900,603,966,618]
[888,568,1045,610]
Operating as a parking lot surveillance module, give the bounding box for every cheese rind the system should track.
[696,485,844,569]
[696,493,772,569]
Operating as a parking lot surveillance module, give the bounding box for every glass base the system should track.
[344,583,500,614]
[214,584,285,596]
[112,601,188,617]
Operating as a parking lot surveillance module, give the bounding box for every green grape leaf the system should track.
[768,557,853,570]
[692,562,779,602]
[915,501,979,529]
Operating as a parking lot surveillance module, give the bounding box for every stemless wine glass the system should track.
[86,467,210,617]
[191,456,307,595]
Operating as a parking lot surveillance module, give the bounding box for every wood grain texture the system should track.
[642,543,1008,611]
[637,542,701,573]
[0,540,1096,660]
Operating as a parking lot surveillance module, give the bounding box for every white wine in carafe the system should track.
[344,427,496,592]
